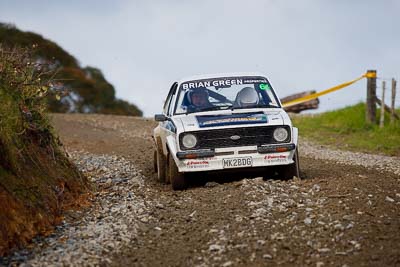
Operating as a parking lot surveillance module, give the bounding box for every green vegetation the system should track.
[0,46,88,255]
[0,22,142,116]
[292,103,400,156]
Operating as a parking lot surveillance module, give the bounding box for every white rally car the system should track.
[153,73,300,190]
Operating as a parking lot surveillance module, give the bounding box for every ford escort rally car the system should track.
[153,73,300,190]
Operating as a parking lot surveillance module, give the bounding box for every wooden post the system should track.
[375,97,400,120]
[380,81,386,128]
[391,78,397,124]
[366,70,377,124]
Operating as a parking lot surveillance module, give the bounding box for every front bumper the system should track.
[176,144,296,172]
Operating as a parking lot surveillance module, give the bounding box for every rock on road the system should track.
[4,113,400,267]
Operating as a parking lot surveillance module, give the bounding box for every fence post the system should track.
[391,78,397,124]
[380,81,386,128]
[366,70,377,124]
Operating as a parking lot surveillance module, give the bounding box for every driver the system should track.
[185,88,213,111]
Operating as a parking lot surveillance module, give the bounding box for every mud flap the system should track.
[166,135,181,170]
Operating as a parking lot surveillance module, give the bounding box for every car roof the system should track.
[177,72,269,84]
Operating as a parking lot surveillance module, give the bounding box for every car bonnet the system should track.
[176,110,286,132]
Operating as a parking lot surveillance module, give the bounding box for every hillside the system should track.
[0,22,142,116]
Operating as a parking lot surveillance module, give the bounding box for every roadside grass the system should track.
[292,103,400,156]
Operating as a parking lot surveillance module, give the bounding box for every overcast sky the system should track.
[1,0,399,116]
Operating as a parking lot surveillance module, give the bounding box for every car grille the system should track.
[179,126,290,150]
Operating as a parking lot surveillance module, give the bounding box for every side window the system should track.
[163,82,177,115]
[167,83,178,116]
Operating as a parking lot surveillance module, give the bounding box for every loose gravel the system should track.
[2,151,151,267]
[301,140,400,176]
[2,114,399,267]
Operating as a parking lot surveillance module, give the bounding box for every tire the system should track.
[279,149,300,180]
[168,153,187,190]
[262,166,277,180]
[156,144,167,183]
[153,150,158,173]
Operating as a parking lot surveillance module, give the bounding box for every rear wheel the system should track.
[279,149,300,180]
[168,153,187,190]
[156,144,167,183]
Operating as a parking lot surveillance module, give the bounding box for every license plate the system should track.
[222,157,253,169]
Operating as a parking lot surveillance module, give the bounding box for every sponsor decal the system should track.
[180,76,269,90]
[264,154,287,163]
[197,113,268,128]
[242,78,268,84]
[186,160,210,169]
[182,79,243,89]
[259,83,270,90]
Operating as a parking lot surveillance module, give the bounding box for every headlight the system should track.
[182,134,197,149]
[273,127,289,142]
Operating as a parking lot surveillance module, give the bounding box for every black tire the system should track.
[262,166,277,180]
[156,144,167,183]
[168,153,187,190]
[153,150,158,173]
[279,149,300,180]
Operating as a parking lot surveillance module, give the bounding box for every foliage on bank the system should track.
[0,46,88,256]
[0,22,142,116]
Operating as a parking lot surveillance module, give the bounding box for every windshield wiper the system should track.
[185,105,230,115]
[198,106,227,112]
[230,104,276,111]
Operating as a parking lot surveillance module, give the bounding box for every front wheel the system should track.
[153,150,158,173]
[168,153,187,190]
[279,149,300,180]
[156,145,167,183]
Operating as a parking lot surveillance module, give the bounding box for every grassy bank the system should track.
[292,103,400,156]
[0,46,88,255]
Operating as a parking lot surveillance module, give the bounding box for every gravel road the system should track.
[2,113,399,267]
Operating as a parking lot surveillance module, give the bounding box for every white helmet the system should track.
[236,87,259,107]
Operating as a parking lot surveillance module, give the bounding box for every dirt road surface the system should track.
[47,113,400,266]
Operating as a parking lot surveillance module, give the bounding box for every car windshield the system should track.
[174,76,280,115]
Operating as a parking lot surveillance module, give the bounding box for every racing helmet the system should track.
[235,87,259,107]
[186,87,209,106]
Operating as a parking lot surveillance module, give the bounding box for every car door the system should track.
[158,82,178,154]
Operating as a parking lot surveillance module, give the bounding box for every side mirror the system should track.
[154,114,168,122]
